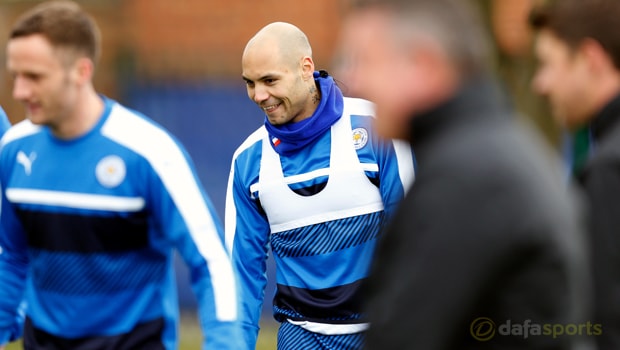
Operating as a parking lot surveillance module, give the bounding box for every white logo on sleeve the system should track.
[96,155,126,188]
[16,151,37,175]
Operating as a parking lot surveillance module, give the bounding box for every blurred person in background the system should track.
[338,0,594,349]
[226,21,415,349]
[0,1,241,349]
[530,0,620,348]
[0,107,11,138]
[0,20,13,137]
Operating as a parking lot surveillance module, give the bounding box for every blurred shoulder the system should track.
[1,119,42,148]
[344,97,375,118]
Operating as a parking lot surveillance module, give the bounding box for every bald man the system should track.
[225,22,415,349]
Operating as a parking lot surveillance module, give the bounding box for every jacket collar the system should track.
[409,77,512,146]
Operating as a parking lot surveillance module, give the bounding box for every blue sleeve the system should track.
[225,145,271,350]
[0,107,11,139]
[356,116,415,219]
[147,140,243,350]
[378,137,415,218]
[0,150,28,345]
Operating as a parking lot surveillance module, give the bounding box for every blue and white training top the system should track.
[0,97,241,349]
[226,94,415,348]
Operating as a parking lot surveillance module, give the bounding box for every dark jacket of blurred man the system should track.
[531,0,620,349]
[338,0,595,349]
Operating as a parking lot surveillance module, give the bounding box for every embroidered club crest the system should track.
[96,155,126,188]
[352,127,368,150]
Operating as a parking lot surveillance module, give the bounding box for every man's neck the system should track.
[52,88,104,140]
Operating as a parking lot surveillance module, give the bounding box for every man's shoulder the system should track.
[104,100,187,147]
[343,97,375,118]
[105,100,164,134]
[424,117,565,200]
[231,125,267,161]
[591,118,620,163]
[1,119,42,149]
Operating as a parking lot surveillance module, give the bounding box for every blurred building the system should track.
[0,0,345,117]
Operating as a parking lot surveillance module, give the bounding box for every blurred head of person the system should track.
[530,0,620,131]
[6,0,101,136]
[337,0,491,140]
[242,22,320,126]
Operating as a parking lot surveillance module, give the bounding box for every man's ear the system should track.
[580,38,615,74]
[74,57,94,86]
[301,56,315,80]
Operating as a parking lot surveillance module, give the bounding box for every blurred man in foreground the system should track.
[338,0,594,348]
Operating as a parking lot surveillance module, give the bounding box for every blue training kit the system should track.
[226,72,415,349]
[0,97,241,349]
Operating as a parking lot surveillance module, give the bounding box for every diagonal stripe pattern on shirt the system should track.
[30,249,166,294]
[270,211,385,258]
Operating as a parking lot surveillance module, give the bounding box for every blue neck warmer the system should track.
[264,70,343,156]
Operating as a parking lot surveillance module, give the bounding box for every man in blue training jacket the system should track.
[225,21,415,350]
[0,1,241,349]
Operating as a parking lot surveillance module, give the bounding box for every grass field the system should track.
[5,314,278,349]
[176,314,278,349]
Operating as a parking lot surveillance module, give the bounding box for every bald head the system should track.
[243,22,312,68]
[241,22,318,125]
